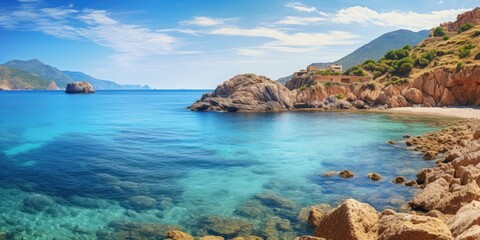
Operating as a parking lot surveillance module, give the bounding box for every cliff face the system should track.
[441,7,480,32]
[189,74,295,112]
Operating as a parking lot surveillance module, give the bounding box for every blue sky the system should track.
[0,0,478,88]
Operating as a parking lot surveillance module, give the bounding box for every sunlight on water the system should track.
[0,90,449,239]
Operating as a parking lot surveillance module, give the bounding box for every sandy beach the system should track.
[385,107,480,119]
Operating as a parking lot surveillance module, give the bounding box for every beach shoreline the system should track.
[382,106,480,119]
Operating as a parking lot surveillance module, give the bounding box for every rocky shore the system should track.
[189,64,480,113]
[158,119,480,240]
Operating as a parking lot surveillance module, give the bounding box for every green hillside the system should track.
[3,59,71,88]
[335,29,429,69]
[0,66,57,90]
[277,29,429,84]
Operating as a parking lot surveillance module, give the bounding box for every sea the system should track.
[0,90,446,239]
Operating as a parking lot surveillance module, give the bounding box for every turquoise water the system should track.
[0,90,443,239]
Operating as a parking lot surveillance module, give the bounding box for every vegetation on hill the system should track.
[353,24,480,87]
[277,29,428,84]
[334,29,429,69]
[3,59,71,88]
[0,66,57,90]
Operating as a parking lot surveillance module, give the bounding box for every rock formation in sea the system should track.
[65,81,95,94]
[189,74,295,112]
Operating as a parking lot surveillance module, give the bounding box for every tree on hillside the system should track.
[433,26,447,37]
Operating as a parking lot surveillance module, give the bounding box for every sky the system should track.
[0,0,478,89]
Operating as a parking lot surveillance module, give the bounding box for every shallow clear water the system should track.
[0,90,445,239]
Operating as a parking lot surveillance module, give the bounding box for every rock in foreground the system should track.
[65,81,95,94]
[189,74,295,112]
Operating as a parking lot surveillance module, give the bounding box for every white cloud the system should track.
[285,2,328,16]
[237,49,264,57]
[276,16,327,25]
[181,16,230,27]
[332,6,468,31]
[0,5,179,59]
[211,27,359,53]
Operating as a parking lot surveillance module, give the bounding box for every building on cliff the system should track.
[306,64,343,73]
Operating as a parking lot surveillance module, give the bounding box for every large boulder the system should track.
[65,81,95,94]
[189,74,295,112]
[447,200,480,237]
[409,178,449,211]
[378,211,453,240]
[314,199,379,240]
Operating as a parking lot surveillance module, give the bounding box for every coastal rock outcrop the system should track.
[314,199,379,240]
[65,81,95,94]
[378,211,453,240]
[189,74,295,112]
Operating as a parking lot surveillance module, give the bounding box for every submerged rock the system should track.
[65,81,95,94]
[22,194,55,213]
[125,195,157,210]
[204,216,254,237]
[167,230,194,240]
[107,220,182,239]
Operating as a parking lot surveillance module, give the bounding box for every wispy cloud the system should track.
[332,6,468,31]
[277,5,467,31]
[211,27,359,53]
[181,16,232,27]
[285,2,328,16]
[0,4,180,61]
[276,16,327,25]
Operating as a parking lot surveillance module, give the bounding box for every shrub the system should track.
[433,26,447,37]
[324,82,332,88]
[373,71,383,78]
[299,84,308,91]
[443,35,450,41]
[403,45,412,51]
[459,43,474,58]
[352,69,365,76]
[397,62,413,76]
[471,31,480,38]
[363,62,377,71]
[363,59,376,65]
[421,50,437,61]
[416,57,430,68]
[458,22,474,33]
[336,93,345,99]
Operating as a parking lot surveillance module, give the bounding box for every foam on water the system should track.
[0,90,449,239]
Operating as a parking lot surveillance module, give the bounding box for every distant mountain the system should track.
[62,71,150,90]
[2,59,150,90]
[277,29,429,84]
[3,59,71,88]
[334,29,429,69]
[0,66,58,90]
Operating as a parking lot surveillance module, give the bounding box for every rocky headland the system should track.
[190,8,480,112]
[65,81,95,94]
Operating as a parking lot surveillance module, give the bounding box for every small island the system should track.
[65,81,95,94]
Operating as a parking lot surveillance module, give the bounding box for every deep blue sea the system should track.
[0,90,447,239]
